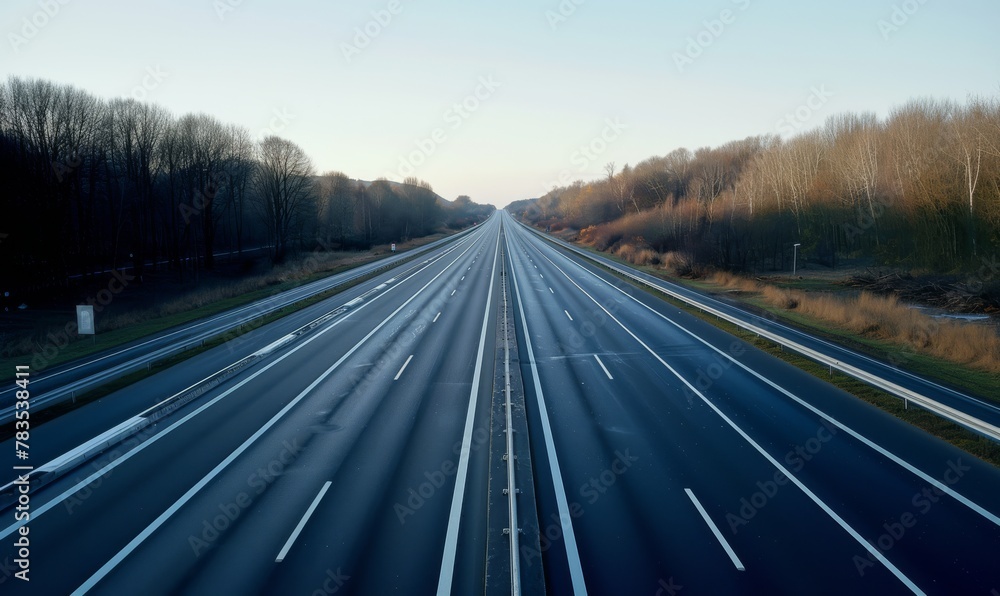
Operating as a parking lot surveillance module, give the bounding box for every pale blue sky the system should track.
[2,0,998,206]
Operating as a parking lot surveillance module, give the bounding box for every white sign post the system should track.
[77,305,95,339]
[391,243,396,253]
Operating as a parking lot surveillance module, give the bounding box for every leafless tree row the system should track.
[0,77,492,296]
[513,96,1000,272]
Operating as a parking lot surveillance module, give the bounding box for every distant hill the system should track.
[355,179,450,207]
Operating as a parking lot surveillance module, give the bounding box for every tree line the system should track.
[0,77,493,296]
[510,97,1000,275]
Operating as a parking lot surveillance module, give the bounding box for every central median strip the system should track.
[484,236,546,595]
[506,227,589,596]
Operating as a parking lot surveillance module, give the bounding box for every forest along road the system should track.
[0,210,998,594]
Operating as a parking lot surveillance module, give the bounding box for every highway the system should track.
[1,210,999,594]
[0,228,477,422]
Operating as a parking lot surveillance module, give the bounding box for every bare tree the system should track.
[253,136,315,262]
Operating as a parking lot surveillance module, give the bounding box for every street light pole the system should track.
[793,243,801,277]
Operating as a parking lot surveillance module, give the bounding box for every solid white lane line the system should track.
[507,238,588,596]
[546,235,1000,530]
[685,489,745,571]
[437,227,501,594]
[593,355,613,380]
[433,312,441,323]
[529,241,925,596]
[275,481,332,563]
[394,355,414,380]
[564,310,573,321]
[69,231,487,594]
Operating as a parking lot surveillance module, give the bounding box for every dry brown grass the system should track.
[710,271,762,294]
[707,272,1000,372]
[613,242,661,266]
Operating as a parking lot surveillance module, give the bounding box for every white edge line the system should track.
[437,225,501,594]
[56,231,488,593]
[275,481,332,562]
[593,354,613,380]
[529,235,925,596]
[562,237,1000,529]
[395,355,414,381]
[685,488,745,571]
[505,229,589,595]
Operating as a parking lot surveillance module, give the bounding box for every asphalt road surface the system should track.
[1,211,998,595]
